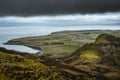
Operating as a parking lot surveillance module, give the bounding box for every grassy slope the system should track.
[0,51,66,80]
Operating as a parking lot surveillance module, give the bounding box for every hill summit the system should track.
[95,34,120,44]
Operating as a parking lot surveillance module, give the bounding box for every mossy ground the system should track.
[81,50,100,59]
[0,51,66,80]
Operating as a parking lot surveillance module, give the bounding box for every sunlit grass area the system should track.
[81,50,100,59]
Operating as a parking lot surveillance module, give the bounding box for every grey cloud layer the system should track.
[0,0,120,16]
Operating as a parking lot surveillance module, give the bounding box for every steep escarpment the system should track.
[65,34,120,79]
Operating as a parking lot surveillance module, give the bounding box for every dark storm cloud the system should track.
[0,0,120,16]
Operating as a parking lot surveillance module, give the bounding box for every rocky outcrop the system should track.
[95,34,120,44]
[64,34,120,79]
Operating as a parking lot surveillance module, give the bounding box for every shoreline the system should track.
[24,45,45,54]
[3,42,44,54]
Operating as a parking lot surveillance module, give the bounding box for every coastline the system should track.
[3,30,120,58]
[23,45,45,54]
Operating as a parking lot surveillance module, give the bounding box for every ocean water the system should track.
[0,12,120,53]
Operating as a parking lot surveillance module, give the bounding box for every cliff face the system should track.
[64,34,120,79]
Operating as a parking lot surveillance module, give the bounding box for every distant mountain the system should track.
[65,34,120,79]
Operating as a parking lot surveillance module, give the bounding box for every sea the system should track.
[0,12,120,53]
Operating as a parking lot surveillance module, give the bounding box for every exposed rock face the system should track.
[64,34,120,79]
[95,34,120,44]
[95,34,120,68]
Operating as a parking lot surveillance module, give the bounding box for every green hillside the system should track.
[0,51,66,80]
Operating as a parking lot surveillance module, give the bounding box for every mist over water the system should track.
[0,12,120,53]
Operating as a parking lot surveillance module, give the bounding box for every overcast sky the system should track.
[0,0,120,16]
